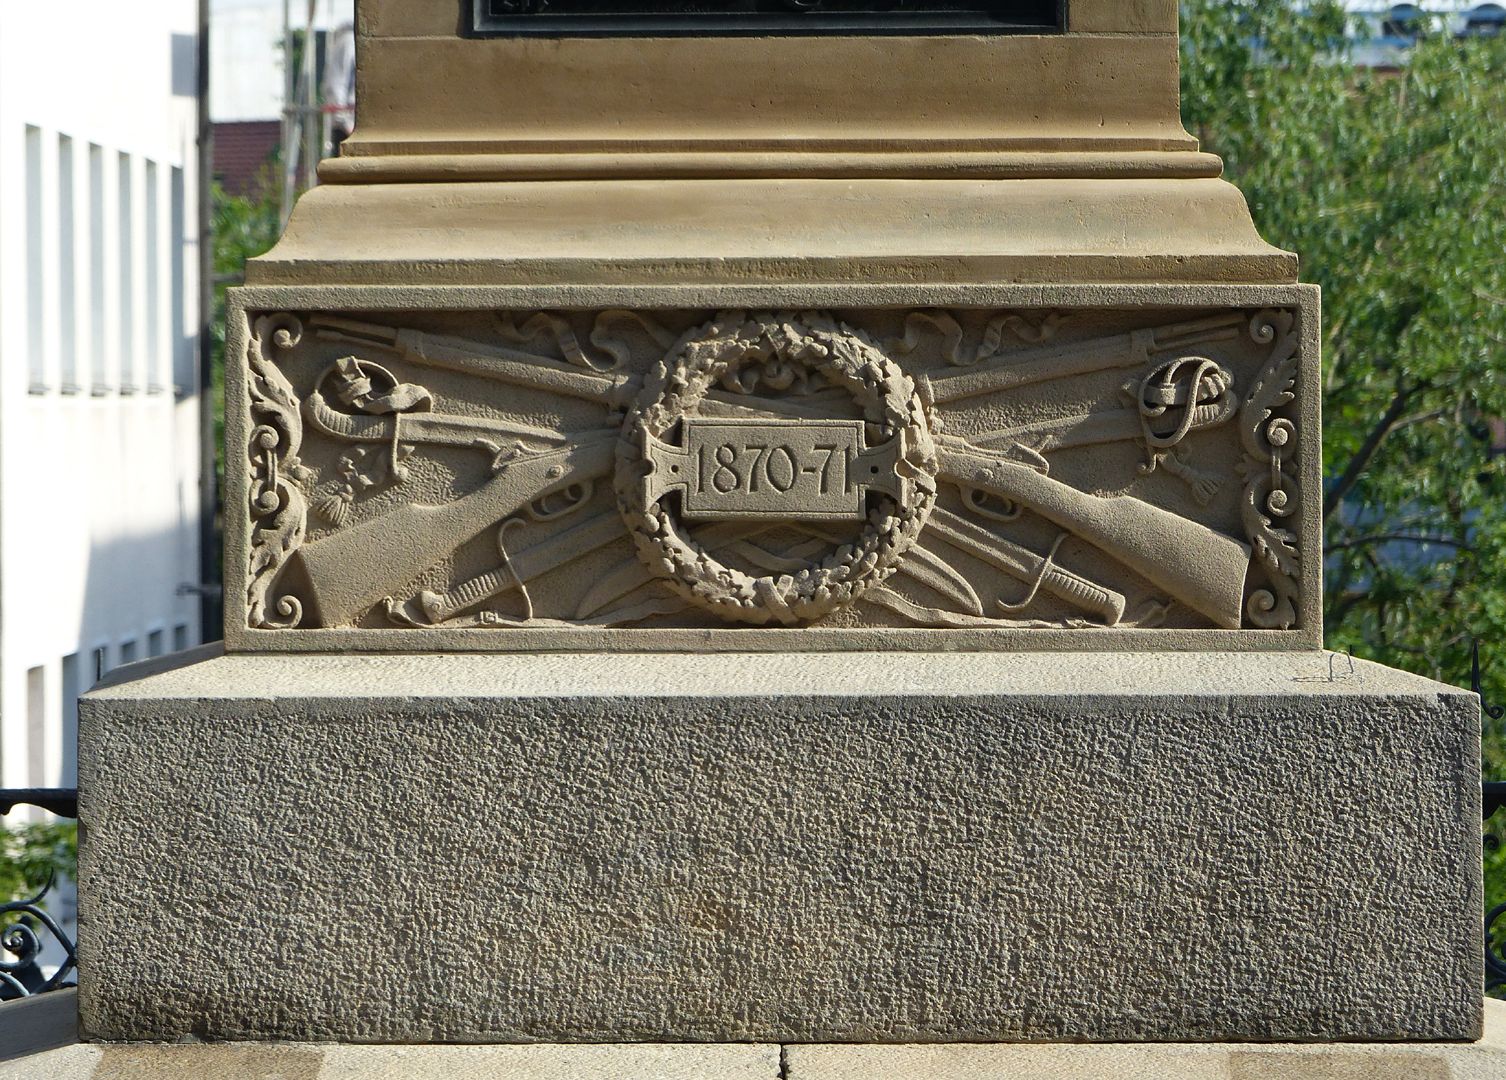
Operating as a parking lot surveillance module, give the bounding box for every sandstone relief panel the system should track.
[234,306,1308,645]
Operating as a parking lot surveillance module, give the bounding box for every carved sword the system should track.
[936,436,1251,629]
[923,313,1243,405]
[926,507,1126,625]
[792,525,985,617]
[305,393,568,450]
[573,522,774,620]
[573,521,1007,624]
[573,506,1129,626]
[310,316,639,406]
[387,508,627,626]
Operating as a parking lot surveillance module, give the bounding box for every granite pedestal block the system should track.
[78,648,1481,1044]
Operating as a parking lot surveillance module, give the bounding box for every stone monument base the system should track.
[9,1003,1506,1080]
[78,649,1481,1044]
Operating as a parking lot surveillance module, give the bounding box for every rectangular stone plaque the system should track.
[656,419,870,522]
[226,287,1321,652]
[470,1,1063,36]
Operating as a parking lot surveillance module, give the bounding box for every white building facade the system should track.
[1344,2,1505,65]
[211,0,354,124]
[0,1,204,791]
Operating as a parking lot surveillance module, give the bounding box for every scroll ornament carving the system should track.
[497,308,683,373]
[240,305,1310,637]
[1238,310,1303,630]
[246,313,310,629]
[1135,356,1238,504]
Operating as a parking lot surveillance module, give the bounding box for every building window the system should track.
[58,135,79,394]
[171,166,190,396]
[146,160,163,394]
[61,653,80,787]
[118,152,136,394]
[173,624,190,652]
[1464,4,1506,36]
[1382,3,1427,41]
[92,646,109,682]
[26,126,47,394]
[89,144,110,395]
[26,666,46,787]
[148,629,165,658]
[119,639,138,667]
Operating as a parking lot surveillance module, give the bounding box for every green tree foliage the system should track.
[1184,1,1506,691]
[1181,0,1506,923]
[210,177,283,487]
[0,820,76,905]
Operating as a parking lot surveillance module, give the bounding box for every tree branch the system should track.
[1323,378,1425,521]
[1326,533,1472,554]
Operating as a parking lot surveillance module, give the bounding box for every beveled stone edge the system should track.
[245,255,1301,289]
[83,650,1476,704]
[248,177,1295,287]
[317,149,1226,185]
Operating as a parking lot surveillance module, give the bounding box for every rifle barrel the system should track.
[310,317,636,405]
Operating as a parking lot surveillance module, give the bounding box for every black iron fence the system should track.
[1485,781,1506,996]
[0,789,77,1002]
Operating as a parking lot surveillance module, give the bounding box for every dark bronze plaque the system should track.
[471,1,1063,36]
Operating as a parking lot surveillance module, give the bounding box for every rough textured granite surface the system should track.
[78,649,1482,1044]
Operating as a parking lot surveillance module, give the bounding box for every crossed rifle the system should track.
[286,314,1252,630]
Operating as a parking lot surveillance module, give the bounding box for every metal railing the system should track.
[1484,781,1506,995]
[0,790,77,1001]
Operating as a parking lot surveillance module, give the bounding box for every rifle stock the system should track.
[938,438,1251,629]
[290,432,616,626]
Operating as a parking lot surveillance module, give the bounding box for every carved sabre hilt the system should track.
[937,436,1251,630]
[311,316,638,406]
[1035,564,1126,626]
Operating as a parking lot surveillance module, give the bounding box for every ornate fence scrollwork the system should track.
[0,788,78,1002]
[0,879,77,1001]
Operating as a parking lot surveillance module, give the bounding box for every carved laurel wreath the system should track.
[616,311,938,626]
